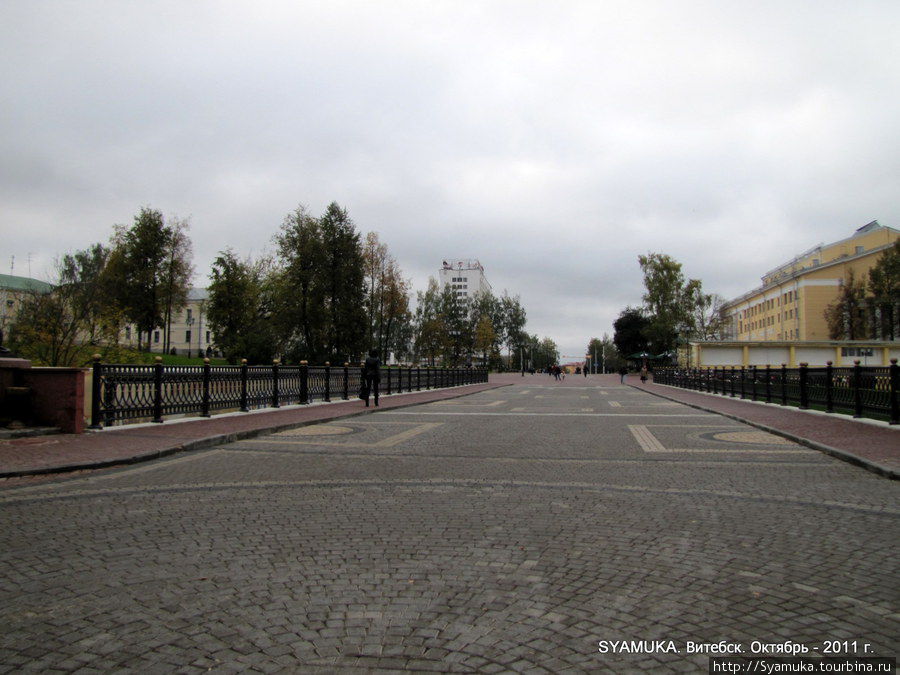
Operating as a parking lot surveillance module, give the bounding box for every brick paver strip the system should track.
[635,379,900,479]
[0,382,507,478]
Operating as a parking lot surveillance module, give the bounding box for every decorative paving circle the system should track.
[708,431,794,445]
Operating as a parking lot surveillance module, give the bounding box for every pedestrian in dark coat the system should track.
[618,365,628,384]
[362,349,381,407]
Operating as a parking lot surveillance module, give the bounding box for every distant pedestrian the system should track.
[362,349,381,407]
[640,365,648,383]
[583,364,588,377]
[618,365,628,384]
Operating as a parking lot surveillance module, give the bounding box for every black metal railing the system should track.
[89,359,489,428]
[653,360,899,424]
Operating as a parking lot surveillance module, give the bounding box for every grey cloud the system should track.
[2,1,899,357]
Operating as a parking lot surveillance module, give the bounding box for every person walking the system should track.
[618,365,628,384]
[362,349,382,407]
[640,365,649,384]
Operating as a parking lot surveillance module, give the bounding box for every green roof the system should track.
[0,273,53,293]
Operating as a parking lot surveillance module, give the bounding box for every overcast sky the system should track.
[2,1,899,359]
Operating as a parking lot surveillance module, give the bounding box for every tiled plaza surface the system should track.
[1,375,897,672]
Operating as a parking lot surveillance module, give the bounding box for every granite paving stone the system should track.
[0,374,896,671]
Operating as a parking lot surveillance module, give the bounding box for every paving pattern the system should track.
[1,375,898,672]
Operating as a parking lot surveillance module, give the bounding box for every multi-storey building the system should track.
[125,287,215,357]
[0,274,53,344]
[438,259,492,303]
[722,221,899,342]
[683,221,900,367]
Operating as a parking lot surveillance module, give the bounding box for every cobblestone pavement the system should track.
[2,375,898,672]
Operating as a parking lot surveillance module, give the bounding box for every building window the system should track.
[125,326,131,340]
[185,330,191,343]
[206,331,210,344]
[855,245,864,254]
[154,331,160,343]
[187,309,193,323]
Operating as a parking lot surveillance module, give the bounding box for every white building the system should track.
[122,287,215,357]
[438,259,492,303]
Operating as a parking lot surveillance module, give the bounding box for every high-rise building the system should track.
[438,259,492,303]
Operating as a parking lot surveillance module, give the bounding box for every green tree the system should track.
[613,307,650,358]
[362,232,413,363]
[413,278,448,365]
[473,315,497,366]
[586,334,622,373]
[110,208,177,351]
[868,240,900,340]
[207,249,278,364]
[9,244,121,366]
[320,203,366,362]
[275,206,326,362]
[534,336,559,371]
[638,253,696,353]
[160,218,194,353]
[825,270,868,340]
[499,293,527,368]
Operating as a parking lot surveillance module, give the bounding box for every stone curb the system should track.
[1,383,509,479]
[633,383,898,480]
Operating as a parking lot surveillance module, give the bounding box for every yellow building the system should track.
[722,221,899,342]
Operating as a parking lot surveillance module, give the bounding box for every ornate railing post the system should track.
[728,366,735,397]
[299,360,309,404]
[750,365,758,401]
[386,366,392,395]
[343,363,350,400]
[153,356,164,423]
[825,361,834,413]
[323,362,331,402]
[739,366,746,399]
[765,364,772,403]
[798,362,809,410]
[240,358,249,412]
[272,359,280,408]
[852,360,862,418]
[890,359,899,425]
[780,364,787,406]
[712,367,718,394]
[89,354,103,429]
[201,358,211,417]
[416,367,421,391]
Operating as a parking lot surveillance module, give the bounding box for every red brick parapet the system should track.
[21,368,87,434]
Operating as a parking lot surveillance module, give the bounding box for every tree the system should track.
[613,307,650,358]
[868,240,900,340]
[638,253,696,353]
[825,270,868,340]
[160,218,194,354]
[9,244,121,366]
[320,203,366,363]
[362,232,413,363]
[207,249,278,364]
[109,208,174,351]
[685,284,727,341]
[413,278,448,366]
[473,315,497,366]
[275,206,326,363]
[587,334,622,373]
[499,293,527,368]
[535,336,559,370]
